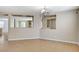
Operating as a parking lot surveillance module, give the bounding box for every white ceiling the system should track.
[0,6,78,14]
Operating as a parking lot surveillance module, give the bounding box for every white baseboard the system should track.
[8,37,79,45]
[41,38,78,45]
[8,37,40,41]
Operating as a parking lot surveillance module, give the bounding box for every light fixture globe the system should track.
[41,8,46,14]
[40,7,48,16]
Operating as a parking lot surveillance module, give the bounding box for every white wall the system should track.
[40,10,78,42]
[8,14,41,40]
[3,20,8,33]
[8,10,78,43]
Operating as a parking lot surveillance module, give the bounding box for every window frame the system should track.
[46,15,56,29]
[10,15,34,29]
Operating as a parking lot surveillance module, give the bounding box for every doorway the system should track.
[0,21,4,37]
[0,16,8,45]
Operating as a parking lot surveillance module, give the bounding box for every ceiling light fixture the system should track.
[41,6,49,16]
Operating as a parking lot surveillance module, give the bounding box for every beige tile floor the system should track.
[0,39,79,52]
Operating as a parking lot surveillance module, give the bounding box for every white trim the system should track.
[41,38,78,45]
[8,37,79,45]
[8,38,40,41]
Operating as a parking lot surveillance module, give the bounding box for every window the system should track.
[47,15,56,29]
[42,15,56,29]
[10,15,33,28]
[16,21,26,28]
[27,20,32,28]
